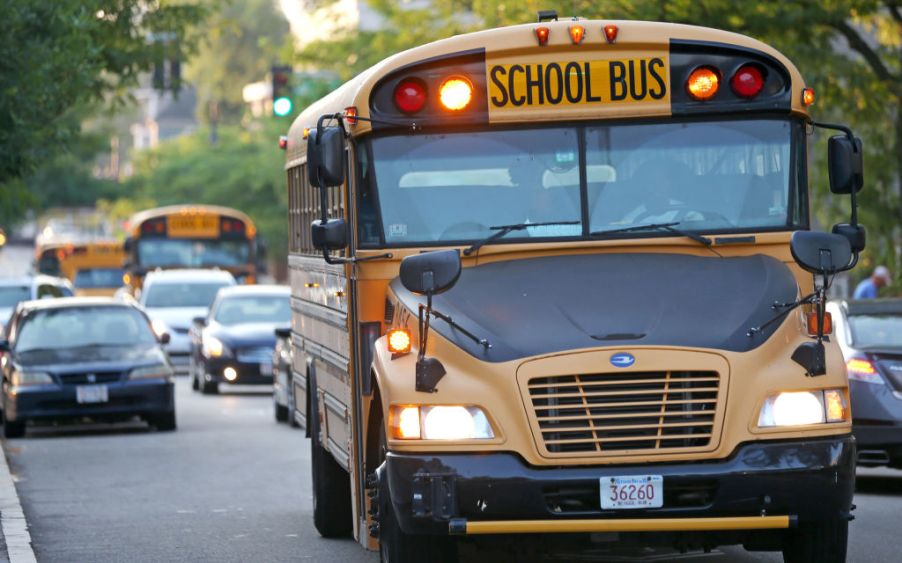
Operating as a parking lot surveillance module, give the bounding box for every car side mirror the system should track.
[274,327,291,339]
[828,135,863,195]
[832,223,866,254]
[790,231,853,275]
[307,127,345,188]
[311,219,348,251]
[159,332,171,345]
[399,250,462,296]
[192,316,207,327]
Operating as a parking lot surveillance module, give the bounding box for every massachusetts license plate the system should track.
[76,385,109,404]
[600,475,663,510]
[260,362,273,376]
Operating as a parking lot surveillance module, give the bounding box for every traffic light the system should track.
[271,65,293,117]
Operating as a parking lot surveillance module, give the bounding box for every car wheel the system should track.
[2,411,25,439]
[191,371,199,391]
[201,379,218,395]
[782,517,848,563]
[149,410,177,432]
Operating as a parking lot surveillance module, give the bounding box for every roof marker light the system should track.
[568,24,585,44]
[394,78,427,114]
[302,127,310,139]
[535,26,550,46]
[278,135,288,150]
[802,87,815,106]
[344,106,358,126]
[603,24,618,43]
[686,66,720,101]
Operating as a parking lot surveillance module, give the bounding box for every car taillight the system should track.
[846,358,884,384]
[394,79,427,114]
[730,64,765,98]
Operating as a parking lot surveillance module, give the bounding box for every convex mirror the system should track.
[790,231,852,275]
[400,250,462,296]
[311,219,347,251]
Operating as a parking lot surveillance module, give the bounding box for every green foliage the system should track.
[0,0,207,188]
[128,119,289,262]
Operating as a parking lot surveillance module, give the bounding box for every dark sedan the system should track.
[829,299,902,468]
[189,285,290,394]
[0,298,175,438]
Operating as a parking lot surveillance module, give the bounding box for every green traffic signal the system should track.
[273,97,292,116]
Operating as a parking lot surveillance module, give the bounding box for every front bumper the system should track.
[201,357,273,386]
[384,435,855,536]
[6,379,174,422]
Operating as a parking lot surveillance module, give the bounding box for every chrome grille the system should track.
[528,371,720,454]
[58,371,123,385]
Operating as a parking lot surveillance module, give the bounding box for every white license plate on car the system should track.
[600,475,663,510]
[76,385,109,404]
[260,362,272,375]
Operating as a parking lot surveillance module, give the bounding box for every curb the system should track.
[0,443,36,563]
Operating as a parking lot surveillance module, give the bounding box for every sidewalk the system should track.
[0,443,35,563]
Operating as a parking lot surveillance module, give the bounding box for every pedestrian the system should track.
[853,266,892,299]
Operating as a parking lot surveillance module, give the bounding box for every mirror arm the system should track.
[812,121,855,140]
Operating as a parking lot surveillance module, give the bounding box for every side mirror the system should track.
[307,127,345,188]
[123,237,134,253]
[274,327,291,339]
[790,231,852,275]
[159,332,171,345]
[192,316,207,327]
[400,250,462,296]
[832,223,866,254]
[828,135,863,194]
[0,339,9,353]
[311,219,348,251]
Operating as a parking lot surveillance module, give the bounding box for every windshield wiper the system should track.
[463,220,580,256]
[590,222,712,246]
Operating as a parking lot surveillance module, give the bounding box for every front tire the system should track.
[782,517,848,563]
[2,409,25,438]
[149,410,177,432]
[274,400,288,422]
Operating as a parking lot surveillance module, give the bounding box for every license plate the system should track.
[76,385,109,404]
[600,475,663,510]
[260,362,273,375]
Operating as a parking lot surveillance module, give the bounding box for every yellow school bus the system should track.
[58,241,127,297]
[124,205,260,291]
[34,241,67,277]
[284,14,865,562]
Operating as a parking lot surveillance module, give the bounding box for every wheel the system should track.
[311,390,352,537]
[274,400,288,422]
[377,419,457,563]
[149,410,177,432]
[201,379,219,395]
[3,413,25,439]
[782,517,848,563]
[191,371,199,391]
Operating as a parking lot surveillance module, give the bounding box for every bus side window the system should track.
[356,146,379,245]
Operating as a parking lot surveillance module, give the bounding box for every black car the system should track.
[189,285,290,394]
[0,298,176,437]
[829,299,902,467]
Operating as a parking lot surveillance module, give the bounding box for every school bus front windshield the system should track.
[136,239,251,269]
[356,118,805,247]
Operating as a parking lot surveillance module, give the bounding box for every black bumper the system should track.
[202,357,273,386]
[7,379,174,422]
[384,435,855,536]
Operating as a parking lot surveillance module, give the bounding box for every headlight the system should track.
[757,389,848,427]
[11,370,53,386]
[129,364,174,380]
[390,405,494,440]
[151,319,170,340]
[202,335,230,358]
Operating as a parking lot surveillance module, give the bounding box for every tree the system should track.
[0,0,207,189]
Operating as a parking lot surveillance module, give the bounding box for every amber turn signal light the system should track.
[387,328,412,355]
[439,77,473,111]
[802,87,815,106]
[806,311,832,336]
[686,67,720,101]
[344,106,358,126]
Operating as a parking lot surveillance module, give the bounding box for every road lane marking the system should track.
[0,444,37,563]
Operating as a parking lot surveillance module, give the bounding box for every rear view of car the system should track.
[829,299,902,467]
[190,285,289,394]
[0,298,176,437]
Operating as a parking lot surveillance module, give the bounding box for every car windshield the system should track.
[74,268,124,289]
[15,306,156,352]
[357,118,802,246]
[0,286,30,308]
[143,282,231,308]
[212,295,290,326]
[847,315,902,348]
[137,239,250,268]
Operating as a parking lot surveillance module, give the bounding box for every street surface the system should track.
[0,245,899,562]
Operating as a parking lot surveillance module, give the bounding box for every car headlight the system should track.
[129,364,174,380]
[757,389,848,427]
[151,319,170,340]
[202,336,230,358]
[390,405,495,440]
[11,370,53,387]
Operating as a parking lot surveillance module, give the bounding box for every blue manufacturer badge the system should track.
[610,353,635,368]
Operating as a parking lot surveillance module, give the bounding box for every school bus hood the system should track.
[390,253,797,362]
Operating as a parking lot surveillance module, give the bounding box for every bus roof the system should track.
[129,204,255,230]
[286,19,808,168]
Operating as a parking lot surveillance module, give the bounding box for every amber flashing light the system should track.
[568,25,585,44]
[802,88,815,106]
[439,77,473,111]
[686,67,720,101]
[387,328,412,355]
[344,106,358,126]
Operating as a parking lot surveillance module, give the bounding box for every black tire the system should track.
[3,415,25,438]
[274,400,288,422]
[782,517,848,563]
[378,421,457,563]
[191,371,199,391]
[201,380,219,395]
[149,410,177,432]
[311,393,353,537]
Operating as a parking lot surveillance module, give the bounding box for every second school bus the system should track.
[283,15,866,563]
